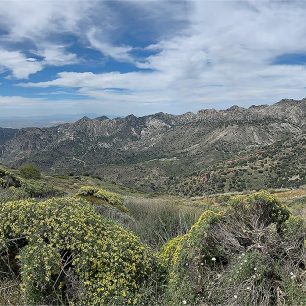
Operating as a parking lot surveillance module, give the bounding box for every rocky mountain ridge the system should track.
[1,98,306,194]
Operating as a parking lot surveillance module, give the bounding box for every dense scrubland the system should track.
[0,165,305,305]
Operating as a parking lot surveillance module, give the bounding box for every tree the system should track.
[19,164,41,179]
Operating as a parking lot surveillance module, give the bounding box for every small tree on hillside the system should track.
[19,164,41,179]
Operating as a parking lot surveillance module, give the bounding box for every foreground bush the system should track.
[160,192,306,305]
[0,197,159,305]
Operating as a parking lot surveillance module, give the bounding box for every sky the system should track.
[1,0,306,118]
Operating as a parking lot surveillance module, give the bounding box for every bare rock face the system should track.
[0,98,306,192]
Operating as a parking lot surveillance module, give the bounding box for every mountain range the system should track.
[1,98,305,195]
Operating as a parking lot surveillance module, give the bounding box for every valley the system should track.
[1,98,305,196]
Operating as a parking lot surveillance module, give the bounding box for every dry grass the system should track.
[273,187,306,202]
[0,279,23,306]
[125,197,206,249]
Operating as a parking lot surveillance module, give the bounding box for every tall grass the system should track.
[125,197,205,249]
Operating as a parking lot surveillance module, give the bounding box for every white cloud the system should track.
[0,0,96,78]
[87,28,134,63]
[36,46,79,66]
[0,0,186,80]
[0,95,44,106]
[2,1,306,113]
[20,64,306,108]
[0,49,43,79]
[0,95,96,118]
[0,46,79,79]
[0,0,95,41]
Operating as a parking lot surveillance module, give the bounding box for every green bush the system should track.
[159,192,306,305]
[19,164,41,180]
[0,168,22,188]
[77,186,127,212]
[0,179,62,203]
[0,197,160,305]
[0,186,29,203]
[19,242,62,304]
[23,180,62,198]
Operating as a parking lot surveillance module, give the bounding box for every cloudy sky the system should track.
[1,0,306,118]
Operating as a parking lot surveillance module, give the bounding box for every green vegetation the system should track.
[171,135,306,197]
[159,192,306,305]
[0,167,21,189]
[125,197,205,249]
[77,185,127,212]
[0,167,305,305]
[19,164,41,180]
[0,166,62,202]
[0,197,160,305]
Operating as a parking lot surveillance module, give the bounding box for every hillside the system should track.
[1,98,306,195]
[170,134,306,196]
[0,164,305,305]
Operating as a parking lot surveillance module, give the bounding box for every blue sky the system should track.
[1,0,306,118]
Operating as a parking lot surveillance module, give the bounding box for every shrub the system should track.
[77,186,133,228]
[0,197,160,305]
[19,242,62,304]
[0,278,22,305]
[19,164,41,180]
[23,180,62,198]
[0,167,62,201]
[0,168,22,188]
[158,235,186,269]
[160,192,306,306]
[0,179,62,203]
[77,186,127,212]
[0,186,29,203]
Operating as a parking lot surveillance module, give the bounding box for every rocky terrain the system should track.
[1,98,306,194]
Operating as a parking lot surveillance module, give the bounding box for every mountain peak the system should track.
[148,112,173,120]
[249,104,268,109]
[78,116,91,122]
[1,97,306,195]
[226,105,245,112]
[275,98,299,106]
[126,114,138,121]
[95,116,109,121]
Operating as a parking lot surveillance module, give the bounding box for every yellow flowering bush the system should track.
[159,192,306,305]
[158,235,186,268]
[19,242,62,304]
[229,191,290,227]
[77,186,127,212]
[0,197,158,305]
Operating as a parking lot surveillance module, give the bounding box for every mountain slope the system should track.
[0,127,18,145]
[170,134,306,196]
[0,98,306,194]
